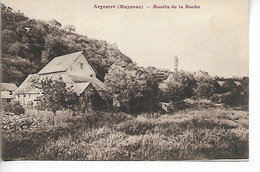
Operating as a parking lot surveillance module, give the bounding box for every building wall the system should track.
[67,54,96,78]
[77,84,104,112]
[15,93,40,107]
[1,90,14,99]
[1,90,15,103]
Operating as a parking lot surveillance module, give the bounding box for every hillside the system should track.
[1,3,132,85]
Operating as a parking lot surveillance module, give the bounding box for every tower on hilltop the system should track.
[173,56,178,71]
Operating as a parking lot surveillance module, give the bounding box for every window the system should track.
[9,91,12,95]
[80,63,83,69]
[24,94,26,97]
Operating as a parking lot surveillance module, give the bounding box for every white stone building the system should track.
[15,51,107,110]
[1,83,18,103]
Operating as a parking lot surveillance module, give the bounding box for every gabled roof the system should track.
[1,83,18,91]
[68,75,107,91]
[38,51,98,75]
[73,82,91,96]
[15,74,40,94]
[234,81,242,86]
[38,51,82,74]
[217,81,225,87]
[68,75,107,99]
[81,51,98,75]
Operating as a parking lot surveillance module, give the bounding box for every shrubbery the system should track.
[1,113,37,131]
[210,78,249,107]
[195,82,214,99]
[211,91,248,107]
[1,110,134,160]
[2,101,24,115]
[158,71,196,102]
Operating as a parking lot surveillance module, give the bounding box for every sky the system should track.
[2,0,249,77]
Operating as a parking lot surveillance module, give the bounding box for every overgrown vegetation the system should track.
[2,101,25,115]
[1,105,248,160]
[35,78,79,112]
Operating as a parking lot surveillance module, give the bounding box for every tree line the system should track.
[104,61,249,112]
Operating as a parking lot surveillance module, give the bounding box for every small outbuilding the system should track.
[1,83,18,103]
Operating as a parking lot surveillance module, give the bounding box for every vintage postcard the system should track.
[1,0,248,161]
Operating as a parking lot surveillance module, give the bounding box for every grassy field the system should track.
[1,104,248,160]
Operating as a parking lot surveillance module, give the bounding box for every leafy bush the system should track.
[104,62,146,112]
[195,82,214,99]
[222,79,237,93]
[1,110,133,160]
[2,101,24,115]
[1,113,36,131]
[35,78,79,114]
[1,125,70,160]
[158,71,197,103]
[211,91,245,106]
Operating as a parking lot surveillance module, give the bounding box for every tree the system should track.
[136,66,164,111]
[194,72,223,99]
[194,75,215,98]
[8,42,24,56]
[104,62,146,112]
[41,34,70,64]
[240,77,249,105]
[64,24,76,32]
[35,78,79,125]
[222,79,237,93]
[158,74,186,103]
[1,56,37,85]
[173,71,197,98]
[159,71,197,102]
[195,82,214,99]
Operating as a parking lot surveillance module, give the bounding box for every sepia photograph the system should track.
[0,0,249,162]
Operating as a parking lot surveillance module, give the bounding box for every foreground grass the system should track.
[1,107,248,160]
[1,110,132,160]
[2,107,248,160]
